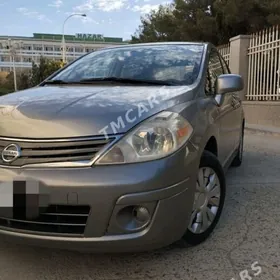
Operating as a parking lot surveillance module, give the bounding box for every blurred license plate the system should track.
[0,179,49,220]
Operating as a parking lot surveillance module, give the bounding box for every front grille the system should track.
[0,205,91,236]
[0,137,113,167]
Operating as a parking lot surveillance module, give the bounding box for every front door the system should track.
[219,53,243,151]
[208,49,236,166]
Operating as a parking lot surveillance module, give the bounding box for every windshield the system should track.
[51,44,204,86]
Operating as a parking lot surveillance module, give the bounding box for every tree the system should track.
[0,70,31,94]
[18,72,31,90]
[30,56,62,86]
[0,71,13,95]
[172,0,217,43]
[0,57,63,96]
[132,5,178,43]
[213,0,280,43]
[132,0,280,45]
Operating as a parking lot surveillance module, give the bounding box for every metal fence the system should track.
[247,26,280,101]
[218,44,230,65]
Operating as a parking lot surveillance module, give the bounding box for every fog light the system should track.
[116,205,151,232]
[133,206,150,223]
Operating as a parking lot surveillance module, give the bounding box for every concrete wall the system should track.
[229,35,251,101]
[243,101,280,128]
[227,35,280,128]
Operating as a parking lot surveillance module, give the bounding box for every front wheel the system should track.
[182,151,226,246]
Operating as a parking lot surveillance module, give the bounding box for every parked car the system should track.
[0,42,244,252]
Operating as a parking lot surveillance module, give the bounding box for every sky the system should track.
[0,0,170,40]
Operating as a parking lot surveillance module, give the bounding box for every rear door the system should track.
[207,48,236,166]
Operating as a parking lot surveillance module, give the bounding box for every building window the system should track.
[1,67,10,72]
[34,46,43,51]
[23,57,32,63]
[2,56,10,62]
[22,45,32,50]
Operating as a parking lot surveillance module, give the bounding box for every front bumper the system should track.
[0,144,198,252]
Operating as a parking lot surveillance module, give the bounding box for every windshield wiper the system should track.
[41,79,70,86]
[78,77,177,86]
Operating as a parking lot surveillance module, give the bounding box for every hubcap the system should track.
[188,167,221,234]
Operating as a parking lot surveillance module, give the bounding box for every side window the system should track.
[219,55,231,74]
[206,50,224,95]
[205,69,212,95]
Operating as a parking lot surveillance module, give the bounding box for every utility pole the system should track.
[4,39,21,92]
[62,13,86,63]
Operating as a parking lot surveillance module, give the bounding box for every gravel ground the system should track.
[0,131,279,280]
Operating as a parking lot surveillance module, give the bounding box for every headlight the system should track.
[95,111,193,165]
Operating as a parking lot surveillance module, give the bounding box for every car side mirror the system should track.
[215,74,244,105]
[217,74,244,95]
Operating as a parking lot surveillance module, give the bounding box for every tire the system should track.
[182,151,226,246]
[231,124,244,167]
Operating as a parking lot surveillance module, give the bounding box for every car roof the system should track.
[102,42,210,51]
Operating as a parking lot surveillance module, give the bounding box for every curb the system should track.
[245,125,280,137]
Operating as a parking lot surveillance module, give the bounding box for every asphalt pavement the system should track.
[0,131,279,280]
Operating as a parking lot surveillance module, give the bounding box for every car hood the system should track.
[0,85,194,139]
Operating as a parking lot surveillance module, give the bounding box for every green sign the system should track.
[75,33,104,41]
[33,33,123,43]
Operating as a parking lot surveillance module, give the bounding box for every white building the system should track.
[0,33,128,72]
